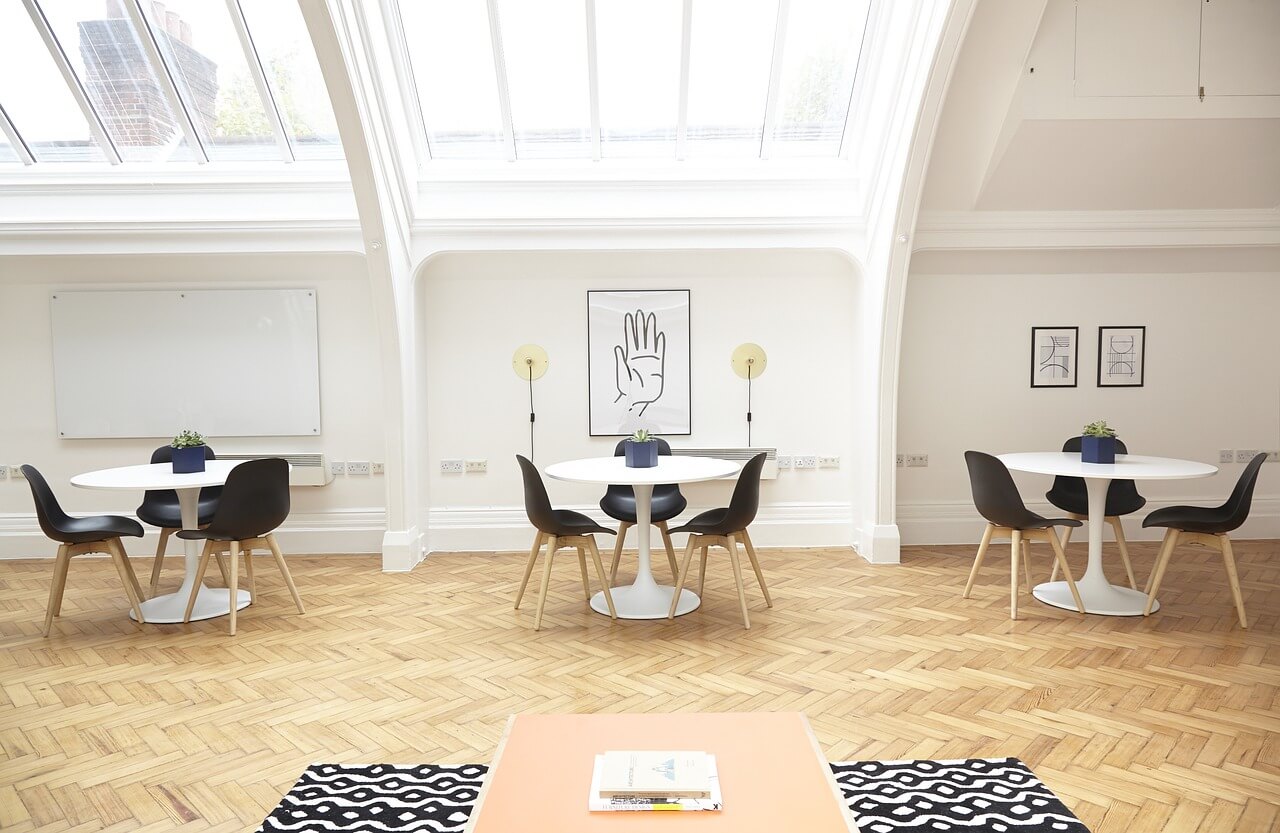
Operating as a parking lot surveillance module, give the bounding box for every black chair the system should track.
[666,452,771,628]
[138,444,225,595]
[962,451,1084,619]
[178,459,304,635]
[515,455,617,630]
[1142,453,1266,627]
[1045,436,1145,589]
[600,438,686,583]
[22,465,147,635]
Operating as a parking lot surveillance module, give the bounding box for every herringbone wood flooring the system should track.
[1,541,1277,832]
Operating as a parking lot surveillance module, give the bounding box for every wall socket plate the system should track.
[794,455,817,470]
[905,453,928,468]
[347,461,371,475]
[1218,450,1235,464]
[330,461,345,476]
[0,465,7,481]
[465,459,487,473]
[895,453,905,468]
[776,455,793,470]
[1267,450,1280,463]
[440,459,464,474]
[818,455,840,469]
[9,465,25,479]
[1237,449,1260,464]
[371,461,385,474]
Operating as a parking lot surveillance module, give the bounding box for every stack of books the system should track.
[588,750,722,812]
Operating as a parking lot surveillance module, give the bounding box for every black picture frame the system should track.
[1030,326,1079,388]
[1097,326,1146,387]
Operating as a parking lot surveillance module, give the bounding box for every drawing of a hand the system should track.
[613,310,666,417]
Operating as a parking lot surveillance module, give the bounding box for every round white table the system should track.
[998,452,1217,616]
[71,461,250,623]
[544,455,741,620]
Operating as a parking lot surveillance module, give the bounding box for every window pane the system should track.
[400,0,505,160]
[41,0,196,162]
[686,0,777,158]
[238,0,343,161]
[770,0,871,157]
[596,0,681,158]
[497,0,590,160]
[0,2,106,163]
[144,0,278,162]
[0,139,17,163]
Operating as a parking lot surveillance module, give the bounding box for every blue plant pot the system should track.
[1080,435,1116,464]
[624,441,659,468]
[171,445,207,473]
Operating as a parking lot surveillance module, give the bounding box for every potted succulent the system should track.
[170,429,208,473]
[623,429,659,468]
[1080,420,1118,464]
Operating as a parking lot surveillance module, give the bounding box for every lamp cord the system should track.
[528,366,535,461]
[747,365,753,447]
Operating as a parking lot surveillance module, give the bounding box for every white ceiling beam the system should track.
[585,0,601,160]
[484,0,517,161]
[675,0,693,160]
[20,0,122,165]
[124,0,210,163]
[0,103,35,165]
[759,0,790,160]
[225,0,295,162]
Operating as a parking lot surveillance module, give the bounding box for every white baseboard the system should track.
[0,509,386,559]
[897,497,1280,546]
[426,502,855,553]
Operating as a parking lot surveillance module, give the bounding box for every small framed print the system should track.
[1098,326,1145,387]
[1030,327,1078,387]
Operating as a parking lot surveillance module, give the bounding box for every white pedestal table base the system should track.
[591,584,700,619]
[1033,580,1157,617]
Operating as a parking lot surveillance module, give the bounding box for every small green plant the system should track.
[629,429,655,443]
[171,429,206,449]
[1082,420,1117,438]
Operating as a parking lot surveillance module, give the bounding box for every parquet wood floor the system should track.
[1,540,1277,832]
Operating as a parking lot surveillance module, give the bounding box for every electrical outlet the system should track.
[794,455,817,470]
[9,465,25,479]
[776,455,793,470]
[1267,450,1280,463]
[347,461,371,475]
[896,453,905,468]
[0,465,7,481]
[371,461,385,475]
[440,459,464,474]
[818,455,840,469]
[330,461,346,476]
[465,459,487,474]
[1237,449,1259,464]
[905,453,928,468]
[1218,450,1235,464]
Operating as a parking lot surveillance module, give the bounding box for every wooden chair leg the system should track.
[215,554,231,587]
[697,546,709,596]
[227,541,239,635]
[740,529,771,607]
[183,541,215,623]
[609,522,630,582]
[106,539,145,624]
[1219,535,1248,629]
[515,531,543,609]
[43,545,71,637]
[1010,529,1022,620]
[242,547,256,603]
[657,521,679,579]
[1021,539,1033,591]
[586,538,617,619]
[962,524,994,599]
[669,536,698,619]
[115,540,146,604]
[1108,517,1137,590]
[576,546,591,600]
[150,528,172,595]
[1144,529,1180,615]
[265,534,304,615]
[1046,529,1085,613]
[534,535,557,631]
[725,534,751,629]
[1050,518,1079,583]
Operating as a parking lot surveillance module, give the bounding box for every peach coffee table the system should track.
[465,712,857,833]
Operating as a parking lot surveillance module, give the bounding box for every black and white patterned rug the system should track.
[259,757,1088,832]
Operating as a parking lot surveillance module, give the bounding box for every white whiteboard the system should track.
[51,289,321,438]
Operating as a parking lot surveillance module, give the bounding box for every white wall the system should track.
[418,249,863,552]
[897,260,1280,544]
[0,253,387,557]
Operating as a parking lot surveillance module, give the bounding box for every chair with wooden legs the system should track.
[962,451,1085,620]
[1045,436,1143,589]
[599,438,686,583]
[179,459,304,635]
[137,444,225,595]
[22,465,147,635]
[514,455,617,631]
[1142,453,1265,628]
[667,452,771,629]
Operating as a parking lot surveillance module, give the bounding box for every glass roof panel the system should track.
[685,0,777,158]
[144,0,279,162]
[400,0,506,160]
[41,0,195,163]
[237,0,343,161]
[0,1,107,163]
[0,140,17,164]
[496,0,591,160]
[596,0,682,158]
[770,0,871,157]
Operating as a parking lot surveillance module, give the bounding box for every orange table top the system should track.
[467,712,856,833]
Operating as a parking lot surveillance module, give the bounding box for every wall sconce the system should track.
[731,343,767,446]
[512,344,548,459]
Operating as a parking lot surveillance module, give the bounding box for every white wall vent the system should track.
[218,453,333,486]
[669,447,778,480]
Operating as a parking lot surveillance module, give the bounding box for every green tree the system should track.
[214,54,316,139]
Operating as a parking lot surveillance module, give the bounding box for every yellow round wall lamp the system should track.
[731,343,767,446]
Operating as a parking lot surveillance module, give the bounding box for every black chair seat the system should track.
[136,493,220,529]
[54,514,145,544]
[600,488,687,524]
[548,509,615,538]
[669,507,730,536]
[1045,436,1146,518]
[1143,504,1237,535]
